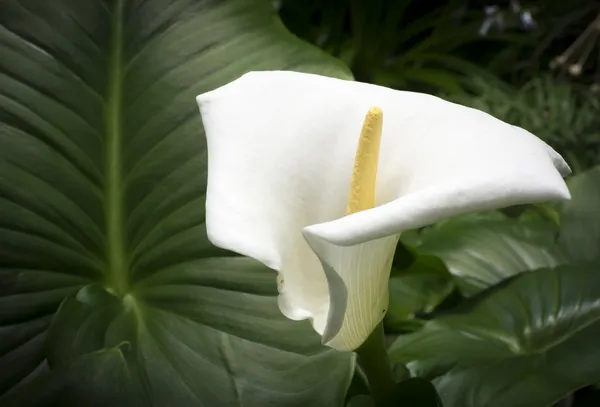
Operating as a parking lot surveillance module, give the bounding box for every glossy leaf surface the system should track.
[390,263,600,407]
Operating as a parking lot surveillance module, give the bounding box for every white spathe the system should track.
[196,71,570,351]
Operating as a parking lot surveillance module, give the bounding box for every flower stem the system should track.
[355,323,396,406]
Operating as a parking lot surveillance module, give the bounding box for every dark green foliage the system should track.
[386,166,600,407]
[279,0,515,92]
[0,0,354,405]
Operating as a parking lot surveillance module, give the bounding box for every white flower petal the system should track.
[197,71,570,349]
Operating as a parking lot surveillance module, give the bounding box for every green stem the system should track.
[105,0,127,296]
[355,323,396,406]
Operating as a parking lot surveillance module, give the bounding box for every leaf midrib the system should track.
[105,0,127,295]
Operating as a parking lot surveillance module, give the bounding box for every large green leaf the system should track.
[0,0,354,405]
[389,262,600,407]
[386,254,455,332]
[558,165,600,263]
[410,212,566,295]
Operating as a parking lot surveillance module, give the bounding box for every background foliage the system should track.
[1,0,600,406]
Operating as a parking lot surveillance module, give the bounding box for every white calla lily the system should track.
[196,71,570,351]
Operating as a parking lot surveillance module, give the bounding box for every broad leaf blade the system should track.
[411,212,566,295]
[389,263,600,407]
[386,255,455,332]
[0,0,353,405]
[1,349,139,407]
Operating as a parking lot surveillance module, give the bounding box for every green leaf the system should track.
[37,273,353,406]
[389,263,600,407]
[386,255,455,332]
[344,368,370,405]
[1,348,138,407]
[558,166,600,263]
[0,0,353,404]
[411,212,566,295]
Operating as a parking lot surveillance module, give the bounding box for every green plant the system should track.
[387,166,600,407]
[2,1,600,406]
[279,0,520,93]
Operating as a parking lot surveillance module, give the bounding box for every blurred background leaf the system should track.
[279,0,523,93]
[386,254,456,332]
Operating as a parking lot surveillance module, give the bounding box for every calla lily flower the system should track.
[196,71,570,351]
